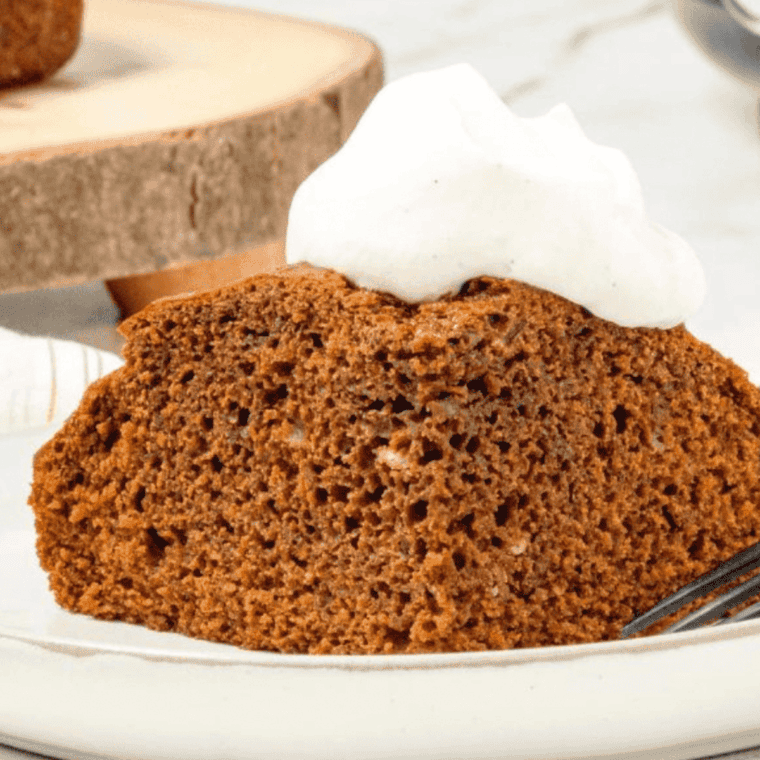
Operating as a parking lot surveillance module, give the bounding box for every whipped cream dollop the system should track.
[286,63,705,328]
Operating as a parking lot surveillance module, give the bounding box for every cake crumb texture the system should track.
[30,268,760,653]
[0,0,83,88]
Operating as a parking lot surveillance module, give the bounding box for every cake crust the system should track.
[30,267,760,653]
[0,0,83,88]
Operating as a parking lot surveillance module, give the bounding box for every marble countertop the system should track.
[1,2,760,759]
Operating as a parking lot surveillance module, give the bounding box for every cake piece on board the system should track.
[0,0,83,88]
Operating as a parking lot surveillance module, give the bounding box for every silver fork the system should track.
[620,541,760,637]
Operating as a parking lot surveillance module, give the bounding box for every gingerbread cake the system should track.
[30,266,760,653]
[0,0,84,88]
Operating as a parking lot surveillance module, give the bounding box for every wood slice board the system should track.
[0,0,382,314]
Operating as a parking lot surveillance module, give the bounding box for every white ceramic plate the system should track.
[4,329,760,760]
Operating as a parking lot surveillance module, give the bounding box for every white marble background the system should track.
[1,0,759,383]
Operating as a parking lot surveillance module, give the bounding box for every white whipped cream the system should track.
[285,63,705,328]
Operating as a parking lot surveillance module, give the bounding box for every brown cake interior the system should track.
[30,267,760,653]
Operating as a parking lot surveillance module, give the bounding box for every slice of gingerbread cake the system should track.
[0,0,84,88]
[29,266,760,653]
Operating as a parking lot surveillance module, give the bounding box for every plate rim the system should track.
[3,608,760,670]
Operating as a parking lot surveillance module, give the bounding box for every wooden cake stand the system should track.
[0,0,382,316]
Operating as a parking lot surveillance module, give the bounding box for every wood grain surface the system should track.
[0,0,382,297]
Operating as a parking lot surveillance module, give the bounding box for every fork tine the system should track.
[620,539,760,637]
[663,571,760,633]
[716,598,760,625]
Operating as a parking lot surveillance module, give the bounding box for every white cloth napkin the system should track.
[0,327,123,436]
